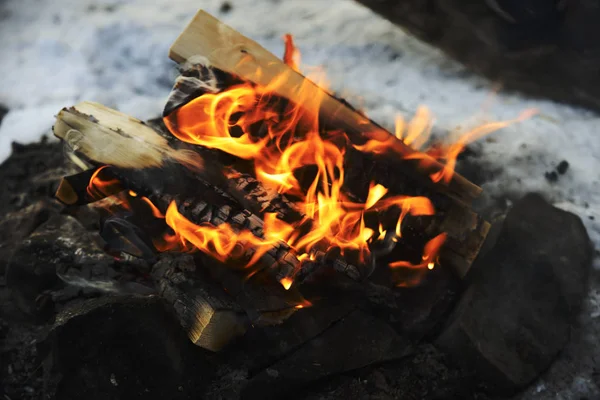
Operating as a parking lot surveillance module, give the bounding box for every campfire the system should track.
[50,10,535,352]
[1,7,594,399]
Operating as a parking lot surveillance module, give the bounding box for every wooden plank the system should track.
[168,10,483,205]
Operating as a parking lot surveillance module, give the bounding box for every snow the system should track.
[1,0,599,397]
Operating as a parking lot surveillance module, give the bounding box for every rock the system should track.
[44,295,214,399]
[5,214,114,320]
[436,193,593,393]
[0,141,66,214]
[241,309,412,399]
[353,0,600,112]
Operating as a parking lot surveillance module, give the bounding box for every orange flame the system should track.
[88,35,533,289]
[283,34,301,72]
[87,166,123,201]
[159,34,521,287]
[359,108,537,184]
[389,232,447,287]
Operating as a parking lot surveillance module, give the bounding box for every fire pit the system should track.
[0,7,594,400]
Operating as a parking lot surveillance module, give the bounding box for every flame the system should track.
[280,277,294,290]
[283,34,301,72]
[88,35,533,289]
[360,107,537,184]
[388,233,446,286]
[140,196,165,219]
[159,34,502,287]
[163,201,286,266]
[87,166,123,201]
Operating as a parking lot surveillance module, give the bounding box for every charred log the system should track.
[163,11,490,278]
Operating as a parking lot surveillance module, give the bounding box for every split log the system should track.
[151,254,248,352]
[167,10,480,204]
[53,103,362,285]
[55,166,124,206]
[165,10,489,278]
[52,102,463,351]
[53,101,482,280]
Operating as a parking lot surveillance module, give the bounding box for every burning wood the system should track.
[49,9,539,351]
[164,10,495,279]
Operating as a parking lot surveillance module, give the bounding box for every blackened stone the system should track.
[0,141,66,215]
[241,309,412,399]
[0,200,61,276]
[436,193,592,393]
[232,302,355,372]
[557,160,570,175]
[5,214,112,320]
[45,295,214,400]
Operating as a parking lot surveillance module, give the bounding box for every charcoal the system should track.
[544,170,559,183]
[300,344,489,400]
[557,160,570,175]
[435,193,593,393]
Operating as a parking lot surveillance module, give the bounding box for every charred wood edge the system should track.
[53,175,310,350]
[55,166,123,205]
[146,118,304,223]
[164,60,487,279]
[167,10,490,278]
[52,103,361,283]
[151,254,249,351]
[167,9,481,205]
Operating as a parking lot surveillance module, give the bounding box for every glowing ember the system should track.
[280,277,294,290]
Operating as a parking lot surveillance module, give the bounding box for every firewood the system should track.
[151,254,248,351]
[54,96,484,279]
[55,167,124,206]
[54,102,176,170]
[52,102,362,283]
[165,11,490,278]
[168,10,481,205]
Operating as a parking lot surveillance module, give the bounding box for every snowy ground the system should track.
[1,0,599,398]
